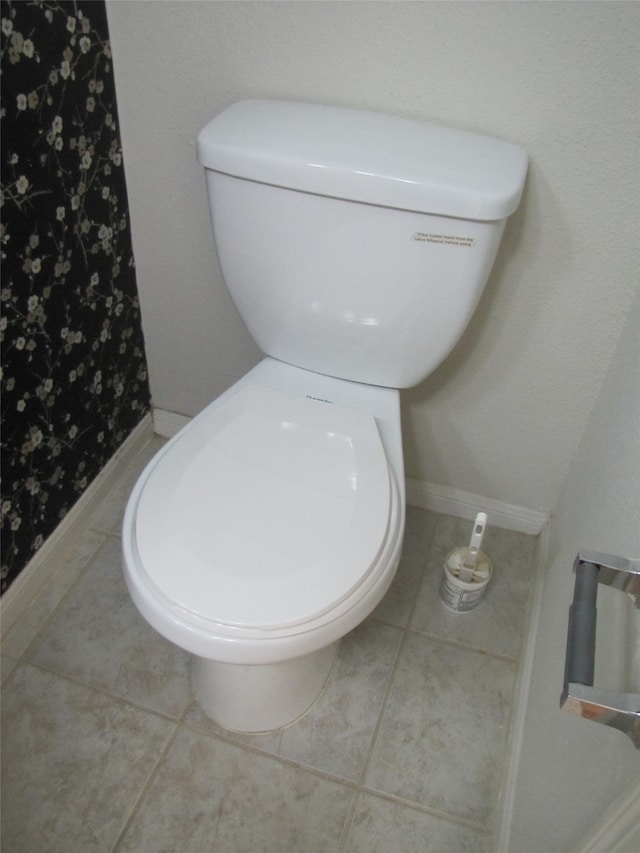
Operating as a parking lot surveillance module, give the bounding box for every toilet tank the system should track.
[197,100,528,388]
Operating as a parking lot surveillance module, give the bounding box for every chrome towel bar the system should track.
[561,551,640,748]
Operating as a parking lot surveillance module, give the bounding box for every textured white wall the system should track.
[508,290,640,853]
[106,0,639,513]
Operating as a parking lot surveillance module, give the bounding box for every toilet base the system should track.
[190,641,340,733]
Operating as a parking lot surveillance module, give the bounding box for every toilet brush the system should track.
[440,512,493,611]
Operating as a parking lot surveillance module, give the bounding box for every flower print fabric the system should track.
[1,1,151,593]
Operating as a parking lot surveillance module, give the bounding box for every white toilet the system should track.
[122,100,527,732]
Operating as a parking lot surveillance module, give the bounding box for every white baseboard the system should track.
[494,518,550,852]
[1,414,154,639]
[153,407,191,438]
[406,478,549,535]
[570,776,640,853]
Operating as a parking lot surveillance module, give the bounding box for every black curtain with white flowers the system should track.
[1,0,151,594]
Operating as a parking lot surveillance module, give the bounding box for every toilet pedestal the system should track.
[190,641,340,732]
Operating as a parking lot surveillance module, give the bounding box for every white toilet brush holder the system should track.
[439,512,493,612]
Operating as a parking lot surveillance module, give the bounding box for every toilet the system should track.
[122,100,527,732]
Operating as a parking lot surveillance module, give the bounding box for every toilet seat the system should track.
[134,384,392,632]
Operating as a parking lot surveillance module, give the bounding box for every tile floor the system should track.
[1,437,538,852]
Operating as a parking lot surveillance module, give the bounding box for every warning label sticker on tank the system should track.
[412,232,476,248]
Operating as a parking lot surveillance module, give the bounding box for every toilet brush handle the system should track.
[464,513,487,570]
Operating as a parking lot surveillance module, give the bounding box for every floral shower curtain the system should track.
[1,0,151,593]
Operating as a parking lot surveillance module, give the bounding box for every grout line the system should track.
[12,648,496,849]
[342,511,478,842]
[15,657,189,727]
[404,625,521,663]
[356,618,410,788]
[338,626,407,851]
[358,784,492,834]
[180,713,362,790]
[180,710,490,842]
[109,719,183,852]
[336,789,361,852]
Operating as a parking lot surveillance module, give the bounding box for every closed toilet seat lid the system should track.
[134,385,391,630]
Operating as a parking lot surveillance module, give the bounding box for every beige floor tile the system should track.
[28,536,191,717]
[2,432,538,851]
[365,631,516,825]
[277,619,403,780]
[372,506,437,627]
[1,663,174,853]
[118,725,355,853]
[1,653,19,685]
[344,793,491,853]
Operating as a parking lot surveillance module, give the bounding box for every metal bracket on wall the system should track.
[561,551,640,748]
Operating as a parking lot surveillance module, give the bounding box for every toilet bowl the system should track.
[123,357,405,731]
[122,100,527,732]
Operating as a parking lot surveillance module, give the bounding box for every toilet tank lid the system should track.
[197,100,528,221]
